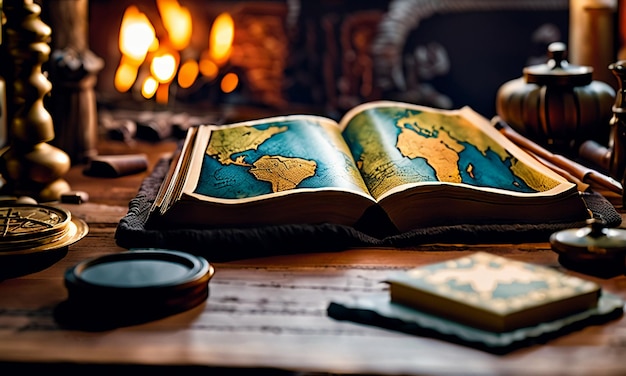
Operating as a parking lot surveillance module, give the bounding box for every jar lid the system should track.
[523,42,593,86]
[58,249,214,330]
[550,218,626,276]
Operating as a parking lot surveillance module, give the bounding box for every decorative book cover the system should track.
[386,252,601,332]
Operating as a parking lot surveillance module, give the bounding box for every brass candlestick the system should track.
[607,61,626,206]
[0,0,71,202]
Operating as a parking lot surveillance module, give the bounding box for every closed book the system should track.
[386,252,601,332]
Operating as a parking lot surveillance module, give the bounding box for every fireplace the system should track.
[55,0,579,121]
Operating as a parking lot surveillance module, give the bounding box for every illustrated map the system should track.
[195,106,562,201]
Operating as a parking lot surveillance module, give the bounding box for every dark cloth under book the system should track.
[114,155,622,262]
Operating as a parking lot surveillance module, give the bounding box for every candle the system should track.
[568,0,618,85]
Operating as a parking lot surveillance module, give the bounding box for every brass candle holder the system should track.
[0,0,71,202]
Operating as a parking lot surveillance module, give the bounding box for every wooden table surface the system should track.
[1,138,626,375]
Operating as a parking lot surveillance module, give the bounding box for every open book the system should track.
[149,101,589,233]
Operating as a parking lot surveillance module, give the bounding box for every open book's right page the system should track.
[338,101,587,231]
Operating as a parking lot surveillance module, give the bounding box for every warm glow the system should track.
[209,12,234,66]
[178,59,199,88]
[220,72,239,93]
[157,0,192,51]
[199,50,219,80]
[115,4,237,100]
[151,52,178,83]
[114,60,139,92]
[156,84,169,104]
[118,6,156,64]
[141,76,158,98]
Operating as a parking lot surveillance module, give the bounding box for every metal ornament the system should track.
[0,203,88,256]
[550,218,626,276]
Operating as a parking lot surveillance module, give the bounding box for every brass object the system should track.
[577,60,626,205]
[607,61,626,206]
[0,203,88,256]
[550,218,626,277]
[0,0,71,202]
[496,42,615,154]
[0,0,6,149]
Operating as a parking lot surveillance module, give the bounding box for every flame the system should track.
[115,3,236,100]
[141,76,158,98]
[199,50,219,80]
[178,59,199,88]
[157,0,192,51]
[115,6,157,92]
[114,57,140,92]
[118,6,156,64]
[209,12,234,66]
[156,83,170,104]
[150,50,179,83]
[220,72,239,93]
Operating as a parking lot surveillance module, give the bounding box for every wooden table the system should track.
[1,138,626,375]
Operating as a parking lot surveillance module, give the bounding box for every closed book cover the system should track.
[386,252,601,333]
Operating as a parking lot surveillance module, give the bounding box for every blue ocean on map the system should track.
[457,142,535,192]
[196,109,538,200]
[344,107,537,193]
[195,120,364,199]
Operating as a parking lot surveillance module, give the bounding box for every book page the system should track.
[183,115,372,203]
[338,101,576,202]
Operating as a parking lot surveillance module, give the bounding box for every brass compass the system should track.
[0,204,88,255]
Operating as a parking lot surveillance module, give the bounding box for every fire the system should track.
[118,6,156,63]
[208,13,234,67]
[141,77,158,98]
[114,6,156,93]
[151,51,179,83]
[156,0,192,51]
[220,72,239,94]
[178,59,199,89]
[114,1,237,103]
[114,60,140,93]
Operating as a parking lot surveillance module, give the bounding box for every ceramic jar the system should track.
[496,42,615,153]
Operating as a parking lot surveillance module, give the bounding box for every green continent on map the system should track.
[206,125,288,165]
[249,155,317,192]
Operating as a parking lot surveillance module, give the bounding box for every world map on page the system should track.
[195,107,563,201]
[342,107,562,200]
[196,118,369,199]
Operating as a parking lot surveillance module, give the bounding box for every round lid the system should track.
[64,249,214,313]
[523,42,593,86]
[58,249,214,330]
[550,218,626,259]
[67,248,213,289]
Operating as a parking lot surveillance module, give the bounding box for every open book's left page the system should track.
[151,115,377,228]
